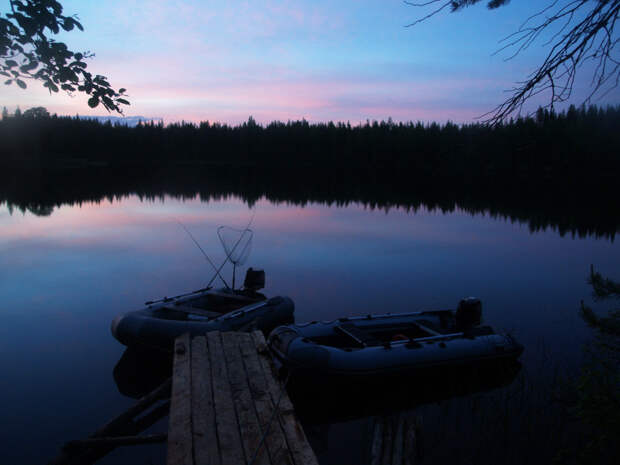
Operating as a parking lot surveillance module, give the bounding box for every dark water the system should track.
[1,195,618,464]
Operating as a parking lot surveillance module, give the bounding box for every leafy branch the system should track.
[0,0,129,113]
[406,0,620,124]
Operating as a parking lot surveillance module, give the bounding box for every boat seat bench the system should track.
[162,305,223,319]
[335,324,381,347]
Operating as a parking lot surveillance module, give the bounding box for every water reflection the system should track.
[113,348,172,399]
[0,188,619,464]
[1,165,618,239]
[291,360,522,425]
[301,361,523,465]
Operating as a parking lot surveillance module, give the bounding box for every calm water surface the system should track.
[1,196,618,464]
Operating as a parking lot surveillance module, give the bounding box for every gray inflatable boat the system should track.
[111,269,294,350]
[268,298,523,379]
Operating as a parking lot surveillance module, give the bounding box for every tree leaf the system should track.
[88,96,99,108]
[117,98,130,105]
[16,79,26,89]
[20,61,38,72]
[62,18,75,31]
[45,81,59,92]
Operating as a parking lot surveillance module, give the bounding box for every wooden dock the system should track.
[167,331,319,465]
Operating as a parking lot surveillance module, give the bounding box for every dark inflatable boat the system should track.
[111,269,294,350]
[268,297,523,380]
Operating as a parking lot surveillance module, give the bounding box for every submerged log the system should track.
[48,377,172,465]
[63,433,167,449]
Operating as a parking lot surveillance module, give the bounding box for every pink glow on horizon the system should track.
[2,51,506,124]
[2,1,618,125]
[1,195,529,253]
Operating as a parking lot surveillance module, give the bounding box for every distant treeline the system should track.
[0,105,619,178]
[1,105,618,238]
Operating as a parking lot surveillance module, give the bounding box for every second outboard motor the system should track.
[456,297,482,330]
[244,268,265,291]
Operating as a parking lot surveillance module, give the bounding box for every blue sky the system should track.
[2,0,619,123]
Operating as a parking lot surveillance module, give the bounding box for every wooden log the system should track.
[48,378,172,465]
[191,336,220,465]
[239,334,293,465]
[85,377,171,440]
[55,401,170,465]
[64,433,167,449]
[133,399,170,432]
[250,331,318,465]
[95,377,171,436]
[370,417,384,465]
[207,331,246,465]
[221,332,269,465]
[167,333,193,465]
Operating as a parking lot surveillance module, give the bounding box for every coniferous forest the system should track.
[1,104,619,238]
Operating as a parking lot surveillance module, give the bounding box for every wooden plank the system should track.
[221,332,270,465]
[191,336,220,465]
[380,416,393,465]
[239,334,293,465]
[370,417,384,465]
[402,416,417,465]
[392,415,405,465]
[168,333,193,465]
[250,331,294,413]
[250,331,319,465]
[207,331,246,465]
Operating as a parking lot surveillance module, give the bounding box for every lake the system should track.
[1,194,618,464]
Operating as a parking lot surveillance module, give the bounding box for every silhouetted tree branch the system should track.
[0,0,129,113]
[406,1,620,124]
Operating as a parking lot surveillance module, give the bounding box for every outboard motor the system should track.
[455,297,482,330]
[244,268,265,291]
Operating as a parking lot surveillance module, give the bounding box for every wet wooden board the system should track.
[370,414,420,465]
[167,331,318,465]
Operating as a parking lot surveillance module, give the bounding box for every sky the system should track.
[2,0,619,124]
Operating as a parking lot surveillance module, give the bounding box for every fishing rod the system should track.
[205,210,256,290]
[177,220,230,290]
[147,212,256,305]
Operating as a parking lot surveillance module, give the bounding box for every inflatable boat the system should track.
[111,268,294,350]
[268,298,523,379]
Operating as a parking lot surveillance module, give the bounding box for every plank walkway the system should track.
[167,331,319,465]
[369,414,421,465]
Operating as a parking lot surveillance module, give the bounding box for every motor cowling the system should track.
[244,267,265,291]
[455,297,482,329]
